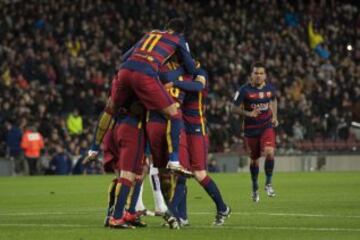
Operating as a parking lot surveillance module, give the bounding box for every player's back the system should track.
[125,30,182,73]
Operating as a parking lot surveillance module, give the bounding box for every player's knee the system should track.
[141,164,149,178]
[114,170,121,178]
[120,170,136,182]
[264,147,275,158]
[194,170,207,182]
[250,159,259,165]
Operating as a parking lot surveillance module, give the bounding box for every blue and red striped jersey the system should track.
[233,82,276,137]
[121,30,196,77]
[181,68,209,135]
[146,62,187,123]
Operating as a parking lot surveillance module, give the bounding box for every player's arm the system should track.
[159,68,185,82]
[231,87,260,117]
[177,36,197,75]
[168,67,207,91]
[270,97,278,127]
[86,98,115,162]
[121,40,142,61]
[121,47,134,62]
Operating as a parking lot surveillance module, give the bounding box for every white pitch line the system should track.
[0,223,359,233]
[193,225,360,232]
[190,211,360,219]
[1,211,360,219]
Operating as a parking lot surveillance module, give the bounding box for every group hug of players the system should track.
[85,18,278,229]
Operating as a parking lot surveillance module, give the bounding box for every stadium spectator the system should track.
[49,145,72,175]
[5,120,23,174]
[0,0,358,157]
[20,125,44,175]
[66,109,83,135]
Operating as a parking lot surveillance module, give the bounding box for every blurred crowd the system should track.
[1,0,360,174]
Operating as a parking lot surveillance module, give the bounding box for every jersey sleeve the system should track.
[173,79,204,92]
[159,68,185,83]
[121,47,134,62]
[177,36,196,75]
[121,40,142,62]
[270,84,277,100]
[233,86,246,106]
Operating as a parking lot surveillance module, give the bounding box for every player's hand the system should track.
[83,150,99,164]
[164,82,174,89]
[248,108,261,117]
[272,117,279,127]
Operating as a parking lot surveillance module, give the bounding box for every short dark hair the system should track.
[251,62,266,72]
[165,18,185,33]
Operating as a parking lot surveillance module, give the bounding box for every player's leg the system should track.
[261,128,276,197]
[146,121,170,214]
[123,126,147,227]
[130,72,184,172]
[245,136,261,202]
[167,174,186,220]
[166,129,191,228]
[125,176,147,227]
[162,105,184,170]
[177,184,188,226]
[135,163,151,215]
[102,130,119,227]
[149,164,168,215]
[189,134,231,225]
[109,124,142,228]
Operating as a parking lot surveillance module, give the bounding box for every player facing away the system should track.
[86,18,198,175]
[163,62,231,225]
[232,62,278,202]
[100,102,147,228]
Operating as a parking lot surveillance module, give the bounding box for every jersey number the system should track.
[141,33,162,52]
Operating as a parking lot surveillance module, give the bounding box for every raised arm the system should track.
[177,36,197,75]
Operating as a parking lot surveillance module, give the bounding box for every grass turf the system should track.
[0,172,359,240]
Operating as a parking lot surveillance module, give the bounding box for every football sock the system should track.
[178,184,188,220]
[113,178,132,219]
[167,113,183,162]
[250,162,259,192]
[128,179,142,214]
[168,175,186,217]
[265,157,275,185]
[200,176,227,212]
[149,166,168,211]
[106,178,118,216]
[135,182,146,211]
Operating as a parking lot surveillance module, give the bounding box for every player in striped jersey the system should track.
[232,62,278,202]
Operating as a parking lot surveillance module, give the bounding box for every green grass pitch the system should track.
[0,172,359,240]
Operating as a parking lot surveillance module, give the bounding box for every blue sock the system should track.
[250,163,259,192]
[168,114,183,162]
[106,178,118,216]
[113,178,132,219]
[178,185,187,220]
[265,157,274,185]
[128,179,142,214]
[168,175,186,217]
[200,176,227,212]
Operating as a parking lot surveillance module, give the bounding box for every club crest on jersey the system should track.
[266,91,272,98]
[259,92,264,99]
